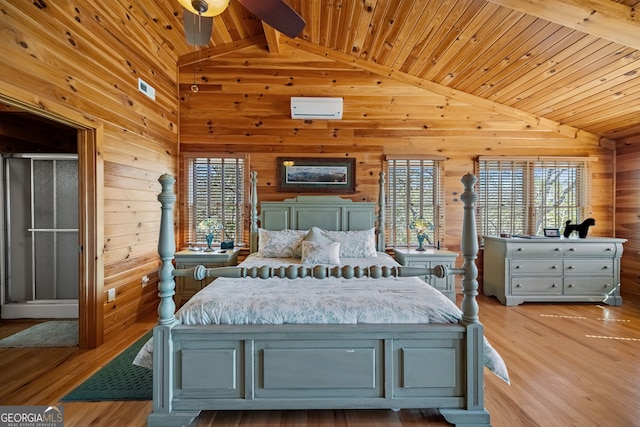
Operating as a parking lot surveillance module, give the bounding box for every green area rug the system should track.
[62,331,153,401]
[0,321,78,347]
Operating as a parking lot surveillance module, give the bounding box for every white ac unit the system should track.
[290,97,343,120]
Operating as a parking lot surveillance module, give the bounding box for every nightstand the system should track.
[393,248,459,303]
[174,249,240,302]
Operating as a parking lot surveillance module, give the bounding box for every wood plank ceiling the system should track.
[141,0,640,144]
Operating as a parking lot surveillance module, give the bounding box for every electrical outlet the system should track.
[107,288,116,303]
[142,275,149,287]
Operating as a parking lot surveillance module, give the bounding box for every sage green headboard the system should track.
[249,171,386,253]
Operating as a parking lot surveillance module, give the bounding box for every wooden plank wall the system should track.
[616,141,640,299]
[179,43,621,290]
[0,2,179,343]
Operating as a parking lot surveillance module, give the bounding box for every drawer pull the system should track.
[603,266,609,269]
[605,248,613,251]
[552,283,558,288]
[569,247,576,252]
[515,265,522,269]
[604,284,611,288]
[516,284,522,288]
[517,247,524,252]
[567,265,574,270]
[568,284,575,288]
[551,265,558,269]
[554,248,561,251]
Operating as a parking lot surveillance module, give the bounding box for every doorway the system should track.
[0,95,102,348]
[2,154,79,318]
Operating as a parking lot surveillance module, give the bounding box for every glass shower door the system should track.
[31,158,79,300]
[2,154,78,318]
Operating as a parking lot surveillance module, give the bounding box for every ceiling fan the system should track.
[179,0,306,46]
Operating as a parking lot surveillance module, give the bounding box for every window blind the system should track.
[187,157,245,245]
[477,158,590,237]
[386,158,444,247]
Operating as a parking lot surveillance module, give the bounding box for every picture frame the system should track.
[277,157,356,193]
[544,228,560,237]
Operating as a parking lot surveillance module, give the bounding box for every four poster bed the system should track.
[136,171,509,427]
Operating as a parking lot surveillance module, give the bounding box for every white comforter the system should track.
[178,253,461,325]
[133,253,509,383]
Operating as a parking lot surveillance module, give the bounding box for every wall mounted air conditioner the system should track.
[290,97,343,120]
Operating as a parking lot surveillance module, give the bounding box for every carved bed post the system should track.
[157,174,177,325]
[440,173,488,424]
[151,175,199,425]
[377,171,386,252]
[459,173,479,323]
[250,171,258,253]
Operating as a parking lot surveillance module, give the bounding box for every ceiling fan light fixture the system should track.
[178,0,229,17]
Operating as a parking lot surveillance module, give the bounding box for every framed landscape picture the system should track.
[277,157,356,193]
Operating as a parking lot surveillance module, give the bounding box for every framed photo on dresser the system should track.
[543,228,560,237]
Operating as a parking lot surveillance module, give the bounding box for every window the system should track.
[476,157,591,237]
[385,157,444,247]
[185,156,246,246]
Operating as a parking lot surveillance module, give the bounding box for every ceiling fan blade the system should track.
[238,0,305,38]
[182,9,214,46]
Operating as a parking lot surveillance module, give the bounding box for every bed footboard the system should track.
[151,323,473,411]
[148,323,489,427]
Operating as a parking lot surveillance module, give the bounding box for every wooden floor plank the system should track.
[1,293,639,426]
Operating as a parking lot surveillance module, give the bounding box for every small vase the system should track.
[205,233,214,252]
[416,234,426,251]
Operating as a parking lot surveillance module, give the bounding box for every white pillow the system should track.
[304,226,332,244]
[258,229,308,258]
[301,240,341,265]
[310,227,377,258]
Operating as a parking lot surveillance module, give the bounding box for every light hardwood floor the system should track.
[1,293,639,427]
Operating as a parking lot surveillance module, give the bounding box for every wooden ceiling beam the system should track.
[262,23,281,54]
[486,0,640,51]
[177,35,267,67]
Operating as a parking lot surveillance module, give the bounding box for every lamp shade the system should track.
[178,0,229,17]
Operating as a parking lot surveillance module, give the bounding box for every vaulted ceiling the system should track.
[142,0,640,144]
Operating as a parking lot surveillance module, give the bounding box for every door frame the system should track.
[0,93,104,349]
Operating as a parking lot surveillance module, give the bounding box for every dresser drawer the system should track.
[564,278,616,294]
[510,259,562,275]
[563,243,617,257]
[511,278,562,295]
[506,243,564,257]
[564,260,614,276]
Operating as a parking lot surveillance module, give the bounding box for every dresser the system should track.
[483,236,626,306]
[174,249,240,302]
[393,248,459,303]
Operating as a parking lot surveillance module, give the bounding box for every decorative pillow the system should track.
[258,229,308,258]
[304,227,333,244]
[301,240,341,265]
[310,227,377,258]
